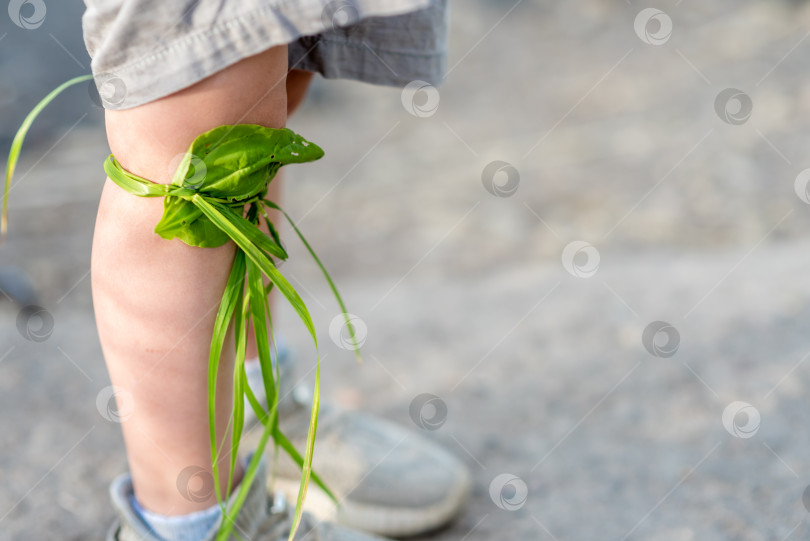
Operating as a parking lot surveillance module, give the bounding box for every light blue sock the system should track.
[130,494,221,541]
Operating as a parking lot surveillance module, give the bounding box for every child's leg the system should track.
[92,45,288,516]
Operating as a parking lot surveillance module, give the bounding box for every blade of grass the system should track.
[287,353,321,541]
[246,256,284,502]
[241,377,338,506]
[103,155,172,197]
[217,413,275,540]
[192,195,317,345]
[224,282,250,503]
[264,200,362,361]
[208,252,246,506]
[247,259,278,426]
[264,281,283,491]
[219,202,288,259]
[3,74,93,240]
[193,195,321,540]
[272,425,338,503]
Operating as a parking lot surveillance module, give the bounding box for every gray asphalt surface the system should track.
[4,1,810,539]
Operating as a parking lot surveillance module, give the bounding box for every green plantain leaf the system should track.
[156,196,231,247]
[149,125,324,248]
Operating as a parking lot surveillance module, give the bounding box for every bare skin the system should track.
[92,48,312,516]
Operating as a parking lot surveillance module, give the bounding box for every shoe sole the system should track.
[270,468,471,538]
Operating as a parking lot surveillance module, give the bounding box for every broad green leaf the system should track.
[156,196,231,247]
[148,125,324,248]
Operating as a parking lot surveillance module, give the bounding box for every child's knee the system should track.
[104,45,289,186]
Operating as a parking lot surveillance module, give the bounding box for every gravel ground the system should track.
[4,1,810,539]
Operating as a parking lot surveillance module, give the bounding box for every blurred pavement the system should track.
[4,1,810,539]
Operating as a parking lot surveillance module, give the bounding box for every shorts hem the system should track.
[90,1,433,109]
[292,37,446,87]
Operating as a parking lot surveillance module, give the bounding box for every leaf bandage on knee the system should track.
[104,125,320,248]
[3,76,363,541]
[105,123,353,540]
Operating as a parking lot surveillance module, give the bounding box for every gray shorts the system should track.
[81,0,449,110]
